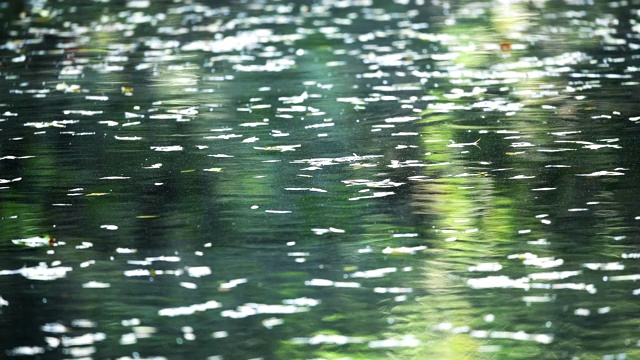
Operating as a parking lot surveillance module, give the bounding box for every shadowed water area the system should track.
[1,0,640,358]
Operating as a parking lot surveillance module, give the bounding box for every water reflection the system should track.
[1,0,640,359]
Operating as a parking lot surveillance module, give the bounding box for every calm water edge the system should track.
[1,0,640,359]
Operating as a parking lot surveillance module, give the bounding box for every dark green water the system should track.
[1,0,639,359]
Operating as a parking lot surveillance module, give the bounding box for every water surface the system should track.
[1,0,640,359]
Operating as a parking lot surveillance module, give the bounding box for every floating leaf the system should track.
[12,235,57,247]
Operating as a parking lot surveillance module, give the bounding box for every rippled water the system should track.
[1,0,640,359]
